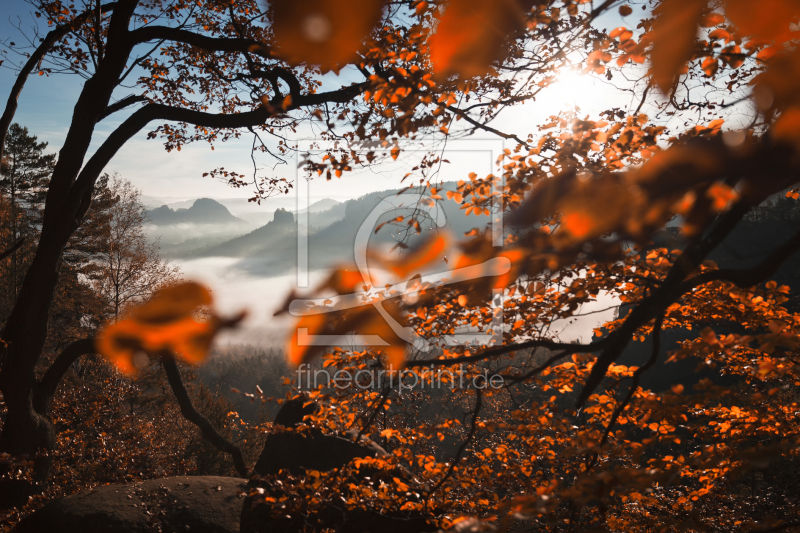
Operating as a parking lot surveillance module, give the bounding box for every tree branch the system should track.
[160,351,250,479]
[443,104,531,148]
[67,103,271,215]
[35,337,96,414]
[0,2,118,161]
[68,82,368,213]
[128,26,271,57]
[406,336,606,368]
[575,202,751,407]
[0,238,24,263]
[425,388,482,509]
[96,94,147,122]
[272,67,303,98]
[599,314,663,446]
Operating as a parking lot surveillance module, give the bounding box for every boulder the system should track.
[243,398,437,533]
[14,476,247,533]
[241,503,438,533]
[271,395,318,428]
[253,397,388,476]
[254,430,387,476]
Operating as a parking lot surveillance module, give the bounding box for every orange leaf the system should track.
[383,344,406,371]
[271,0,385,69]
[757,46,778,61]
[772,106,800,147]
[383,234,447,279]
[96,282,244,374]
[758,361,776,376]
[287,314,327,366]
[706,182,737,212]
[130,281,211,324]
[727,0,800,44]
[96,319,147,375]
[319,267,366,295]
[650,0,704,92]
[701,56,719,77]
[708,28,731,43]
[492,248,525,289]
[562,211,594,240]
[609,26,629,39]
[429,0,530,78]
[699,12,724,27]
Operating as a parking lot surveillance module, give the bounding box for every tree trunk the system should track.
[10,158,17,297]
[0,0,137,503]
[0,229,72,504]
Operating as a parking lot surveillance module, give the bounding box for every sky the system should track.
[0,1,769,352]
[0,1,645,346]
[0,0,637,208]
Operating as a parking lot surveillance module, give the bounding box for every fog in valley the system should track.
[143,189,618,350]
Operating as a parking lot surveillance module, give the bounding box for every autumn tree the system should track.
[0,0,604,493]
[44,173,115,350]
[90,174,181,320]
[5,0,800,531]
[253,2,800,532]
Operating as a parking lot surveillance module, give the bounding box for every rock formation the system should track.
[14,476,247,533]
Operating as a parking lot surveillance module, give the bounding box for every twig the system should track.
[425,388,482,509]
[0,238,24,263]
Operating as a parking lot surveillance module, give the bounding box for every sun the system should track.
[545,68,622,114]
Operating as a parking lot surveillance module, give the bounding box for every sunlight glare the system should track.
[550,69,608,112]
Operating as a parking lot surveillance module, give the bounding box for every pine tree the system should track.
[0,124,55,299]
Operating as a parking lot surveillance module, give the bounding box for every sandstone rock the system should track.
[240,502,438,533]
[243,398,436,533]
[14,476,247,533]
[253,430,387,476]
[253,397,387,476]
[271,395,317,428]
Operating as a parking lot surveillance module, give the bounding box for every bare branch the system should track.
[443,104,531,148]
[0,238,24,263]
[35,337,96,414]
[160,351,250,479]
[0,2,119,161]
[96,93,147,122]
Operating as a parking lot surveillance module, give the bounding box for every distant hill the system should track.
[303,199,347,228]
[146,198,244,226]
[301,198,341,214]
[185,208,296,258]
[238,198,344,227]
[139,195,196,209]
[183,184,492,277]
[161,196,296,215]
